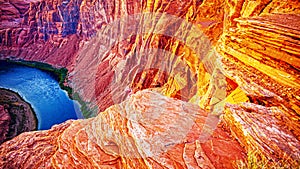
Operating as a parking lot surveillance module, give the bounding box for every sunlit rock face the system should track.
[0,90,245,168]
[217,12,300,165]
[0,0,225,67]
[224,103,300,165]
[0,0,300,168]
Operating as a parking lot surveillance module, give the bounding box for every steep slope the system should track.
[0,89,37,144]
[217,8,300,168]
[0,0,299,168]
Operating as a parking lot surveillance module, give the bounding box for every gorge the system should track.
[0,0,300,168]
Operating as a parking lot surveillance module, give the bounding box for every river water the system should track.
[0,61,83,130]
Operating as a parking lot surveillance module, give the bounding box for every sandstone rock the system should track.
[0,0,82,68]
[217,13,300,140]
[0,0,226,68]
[223,103,300,165]
[0,0,300,168]
[217,11,300,168]
[0,88,37,144]
[224,0,300,30]
[0,90,245,168]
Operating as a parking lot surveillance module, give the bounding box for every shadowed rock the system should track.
[0,88,37,144]
[0,0,299,168]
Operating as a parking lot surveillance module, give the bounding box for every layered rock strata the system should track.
[0,0,299,168]
[0,90,245,168]
[0,0,226,68]
[0,88,37,144]
[217,13,300,167]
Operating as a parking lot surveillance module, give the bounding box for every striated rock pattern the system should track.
[0,0,300,168]
[223,103,300,166]
[0,0,81,67]
[0,0,226,68]
[216,11,300,169]
[0,90,245,168]
[215,0,300,163]
[224,0,300,30]
[218,12,300,148]
[0,88,37,144]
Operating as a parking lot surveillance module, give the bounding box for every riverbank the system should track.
[3,59,94,118]
[0,88,37,144]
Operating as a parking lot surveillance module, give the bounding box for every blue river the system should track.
[0,61,83,130]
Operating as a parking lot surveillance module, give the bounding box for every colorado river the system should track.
[0,61,83,130]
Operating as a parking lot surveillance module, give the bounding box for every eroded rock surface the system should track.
[217,10,300,167]
[0,0,299,168]
[0,90,245,168]
[0,88,37,144]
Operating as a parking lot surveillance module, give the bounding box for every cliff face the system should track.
[218,12,300,165]
[0,0,81,67]
[0,89,37,144]
[0,0,225,67]
[0,0,300,168]
[0,105,10,144]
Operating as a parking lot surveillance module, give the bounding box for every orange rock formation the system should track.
[0,0,300,168]
[0,90,246,168]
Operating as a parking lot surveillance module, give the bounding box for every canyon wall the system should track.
[0,0,299,168]
[0,89,37,144]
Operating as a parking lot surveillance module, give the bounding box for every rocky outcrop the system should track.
[224,0,300,30]
[223,103,300,166]
[0,90,245,168]
[0,0,300,168]
[217,9,300,169]
[0,88,37,144]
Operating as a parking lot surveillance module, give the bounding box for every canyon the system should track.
[0,0,300,168]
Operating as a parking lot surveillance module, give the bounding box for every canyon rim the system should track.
[0,0,300,168]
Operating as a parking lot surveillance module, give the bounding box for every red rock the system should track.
[0,105,10,144]
[0,90,245,168]
[0,0,300,168]
[0,89,37,144]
